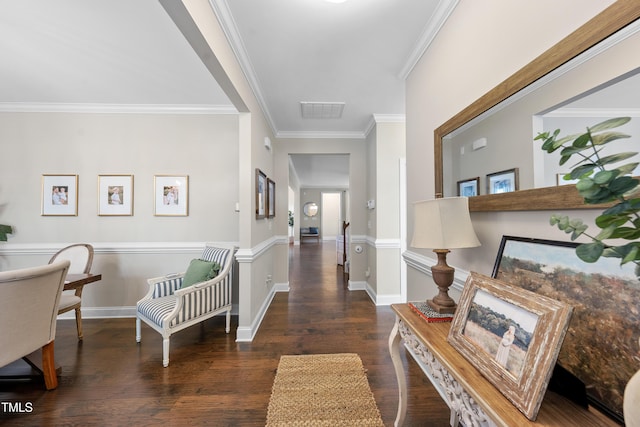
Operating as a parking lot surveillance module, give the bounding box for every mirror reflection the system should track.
[303,202,318,217]
[442,22,640,199]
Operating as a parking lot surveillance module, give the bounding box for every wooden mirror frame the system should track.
[434,1,640,212]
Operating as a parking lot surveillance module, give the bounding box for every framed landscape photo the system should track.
[98,175,133,216]
[448,272,572,420]
[457,177,480,197]
[492,235,640,423]
[154,175,188,216]
[255,169,266,219]
[266,178,276,218]
[486,168,519,194]
[42,174,78,216]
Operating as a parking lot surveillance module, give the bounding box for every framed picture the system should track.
[486,168,519,194]
[98,175,133,216]
[266,178,276,218]
[492,235,640,423]
[255,169,266,219]
[448,272,572,420]
[41,174,78,216]
[154,175,188,216]
[457,177,480,197]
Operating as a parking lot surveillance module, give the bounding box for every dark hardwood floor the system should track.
[0,242,449,426]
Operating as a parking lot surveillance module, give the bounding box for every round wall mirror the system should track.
[303,202,318,217]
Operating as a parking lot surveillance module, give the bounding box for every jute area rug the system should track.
[266,353,385,426]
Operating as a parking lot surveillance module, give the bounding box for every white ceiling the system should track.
[0,0,455,187]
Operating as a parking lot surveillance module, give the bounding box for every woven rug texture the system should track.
[266,353,384,426]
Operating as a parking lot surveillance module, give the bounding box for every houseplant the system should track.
[0,224,11,241]
[535,117,640,278]
[536,117,640,425]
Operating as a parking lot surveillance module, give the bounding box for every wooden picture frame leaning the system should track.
[447,272,572,420]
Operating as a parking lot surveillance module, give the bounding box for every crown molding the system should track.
[210,0,279,134]
[0,103,238,114]
[398,0,460,80]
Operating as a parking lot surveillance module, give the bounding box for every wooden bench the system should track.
[300,227,320,243]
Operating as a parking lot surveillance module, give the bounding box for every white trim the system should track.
[0,241,239,256]
[0,103,237,114]
[373,238,401,249]
[403,249,469,293]
[210,0,278,133]
[348,280,367,292]
[398,0,460,80]
[235,281,288,342]
[375,293,404,306]
[544,107,640,118]
[234,235,288,263]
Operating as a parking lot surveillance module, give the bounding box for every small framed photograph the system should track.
[457,177,480,197]
[154,175,188,216]
[98,175,134,216]
[255,169,267,219]
[42,174,78,216]
[486,168,519,194]
[448,272,572,420]
[266,178,276,218]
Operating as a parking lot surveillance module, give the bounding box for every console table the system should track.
[389,303,617,427]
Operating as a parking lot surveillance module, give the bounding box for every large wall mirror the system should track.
[435,2,640,212]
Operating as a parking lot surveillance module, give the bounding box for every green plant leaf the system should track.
[597,152,637,167]
[550,133,581,150]
[616,162,640,176]
[576,242,604,263]
[608,176,638,195]
[593,170,619,185]
[595,212,628,228]
[575,178,595,191]
[560,145,591,156]
[571,132,591,148]
[591,131,631,146]
[0,224,12,242]
[569,164,597,179]
[610,227,640,240]
[588,117,631,132]
[595,224,617,241]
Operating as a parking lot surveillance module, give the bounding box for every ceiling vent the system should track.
[300,102,345,119]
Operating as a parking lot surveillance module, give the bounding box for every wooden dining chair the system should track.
[49,243,94,340]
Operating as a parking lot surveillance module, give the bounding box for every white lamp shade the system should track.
[411,197,480,249]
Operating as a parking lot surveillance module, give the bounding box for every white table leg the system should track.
[389,316,407,427]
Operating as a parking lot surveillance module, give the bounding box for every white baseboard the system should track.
[235,282,289,342]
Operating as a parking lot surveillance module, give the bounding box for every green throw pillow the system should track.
[181,259,221,288]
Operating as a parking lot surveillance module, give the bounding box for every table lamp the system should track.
[411,197,480,314]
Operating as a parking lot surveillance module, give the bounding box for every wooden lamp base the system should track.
[428,249,457,314]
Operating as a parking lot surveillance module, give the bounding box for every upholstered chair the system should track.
[0,261,70,390]
[136,245,236,367]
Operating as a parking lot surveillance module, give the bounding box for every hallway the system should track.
[0,242,448,426]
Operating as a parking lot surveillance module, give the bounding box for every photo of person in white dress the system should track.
[495,325,515,368]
